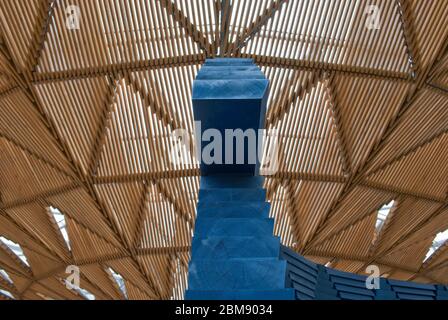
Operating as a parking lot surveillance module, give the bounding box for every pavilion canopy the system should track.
[0,0,447,300]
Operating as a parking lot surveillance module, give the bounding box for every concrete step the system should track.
[198,200,269,209]
[197,202,270,218]
[194,218,274,237]
[204,58,254,66]
[193,79,269,100]
[188,258,289,291]
[200,66,261,73]
[196,70,266,80]
[198,188,266,202]
[191,236,281,260]
[200,174,264,189]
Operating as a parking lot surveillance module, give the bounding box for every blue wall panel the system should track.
[280,245,448,301]
[186,58,294,300]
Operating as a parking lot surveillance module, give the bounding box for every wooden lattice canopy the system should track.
[0,0,447,300]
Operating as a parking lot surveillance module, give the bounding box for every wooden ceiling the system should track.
[0,0,447,300]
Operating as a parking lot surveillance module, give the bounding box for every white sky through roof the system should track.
[0,269,12,284]
[49,207,71,251]
[76,287,95,300]
[109,268,128,299]
[0,289,14,299]
[0,236,29,266]
[63,279,95,300]
[424,229,448,262]
[375,200,394,232]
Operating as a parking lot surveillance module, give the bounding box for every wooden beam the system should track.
[266,70,323,127]
[306,248,420,274]
[376,202,448,259]
[323,73,352,176]
[219,0,232,56]
[395,0,420,78]
[228,0,288,55]
[92,170,349,184]
[28,0,57,73]
[32,54,206,84]
[0,133,76,180]
[89,75,120,176]
[283,181,301,249]
[125,71,183,130]
[306,33,448,249]
[154,180,194,225]
[360,181,445,203]
[92,170,200,185]
[427,82,448,97]
[131,181,151,249]
[0,185,81,210]
[306,182,446,252]
[0,208,65,265]
[0,31,160,298]
[0,84,20,99]
[366,129,448,177]
[269,172,347,183]
[22,245,191,299]
[30,52,419,85]
[421,243,448,271]
[158,0,212,54]
[249,54,412,82]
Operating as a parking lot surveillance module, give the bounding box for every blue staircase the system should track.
[186,58,294,300]
[186,175,295,300]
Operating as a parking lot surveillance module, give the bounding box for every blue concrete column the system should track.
[192,58,269,176]
[185,58,294,300]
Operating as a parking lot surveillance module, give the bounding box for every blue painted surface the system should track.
[186,174,295,300]
[192,58,269,176]
[198,188,267,202]
[186,58,446,301]
[188,258,289,291]
[199,173,265,189]
[191,236,281,260]
[194,218,274,237]
[203,58,254,66]
[186,58,294,300]
[185,290,295,300]
[280,245,448,300]
[196,202,270,219]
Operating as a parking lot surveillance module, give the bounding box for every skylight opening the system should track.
[108,267,128,299]
[375,201,394,233]
[0,289,14,299]
[0,269,12,284]
[424,229,448,263]
[75,287,95,301]
[49,207,71,251]
[0,236,29,266]
[63,279,95,300]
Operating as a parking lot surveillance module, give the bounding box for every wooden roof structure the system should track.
[0,0,447,300]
